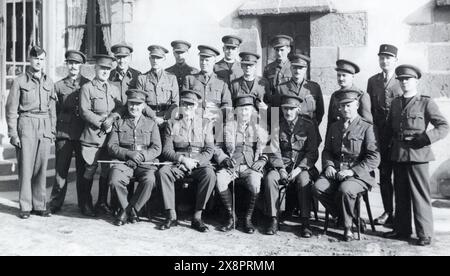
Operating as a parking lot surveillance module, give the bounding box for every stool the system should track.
[323,191,376,240]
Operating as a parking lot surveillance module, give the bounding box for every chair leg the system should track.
[324,210,329,235]
[311,197,319,222]
[356,195,361,241]
[364,192,376,232]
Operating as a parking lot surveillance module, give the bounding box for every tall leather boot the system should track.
[244,192,258,234]
[95,177,112,215]
[219,190,235,232]
[80,177,96,217]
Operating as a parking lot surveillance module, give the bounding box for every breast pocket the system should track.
[348,134,364,155]
[20,86,36,106]
[90,96,105,113]
[303,95,316,113]
[407,113,425,130]
[138,129,152,145]
[208,87,222,104]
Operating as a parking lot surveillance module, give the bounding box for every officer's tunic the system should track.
[108,114,161,212]
[229,76,270,106]
[215,120,269,194]
[314,116,380,228]
[387,94,448,238]
[6,70,56,212]
[136,70,179,121]
[274,79,325,125]
[157,116,216,212]
[166,63,199,91]
[367,72,403,214]
[50,75,90,210]
[265,117,319,218]
[263,60,292,96]
[327,87,373,130]
[109,67,141,104]
[214,59,244,89]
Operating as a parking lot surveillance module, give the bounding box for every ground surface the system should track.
[0,180,449,256]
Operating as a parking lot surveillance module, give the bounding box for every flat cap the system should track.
[111,42,133,57]
[93,54,116,69]
[239,52,260,65]
[270,35,293,48]
[335,88,363,104]
[290,54,311,67]
[281,95,304,108]
[65,50,86,64]
[148,45,169,58]
[336,59,360,74]
[126,89,147,103]
[234,94,256,108]
[198,45,220,57]
[171,40,192,53]
[180,89,202,104]
[396,64,422,79]
[222,35,243,47]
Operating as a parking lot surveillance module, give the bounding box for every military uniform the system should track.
[265,97,319,233]
[109,68,141,104]
[263,35,294,96]
[79,55,123,215]
[183,72,232,110]
[49,50,89,212]
[314,90,380,238]
[166,40,199,91]
[367,44,403,222]
[6,47,56,216]
[157,90,216,232]
[386,65,448,243]
[214,35,244,88]
[108,89,162,226]
[214,94,269,233]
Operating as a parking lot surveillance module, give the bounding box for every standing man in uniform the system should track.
[327,60,372,130]
[229,52,270,108]
[49,50,90,214]
[273,54,325,126]
[137,45,179,126]
[157,90,216,233]
[79,54,123,217]
[264,95,319,237]
[263,35,293,97]
[166,40,199,91]
[108,89,161,226]
[215,94,269,234]
[384,65,448,246]
[314,89,380,242]
[367,44,403,226]
[6,46,56,219]
[214,35,244,88]
[109,42,141,105]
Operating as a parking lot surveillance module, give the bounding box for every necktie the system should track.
[344,120,351,130]
[275,62,283,85]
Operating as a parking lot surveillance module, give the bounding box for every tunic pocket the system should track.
[20,86,35,106]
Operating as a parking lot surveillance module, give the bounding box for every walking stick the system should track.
[98,161,174,166]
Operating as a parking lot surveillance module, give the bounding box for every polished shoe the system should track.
[114,210,128,227]
[417,237,432,246]
[243,218,256,234]
[31,210,52,217]
[300,224,313,239]
[95,203,112,215]
[383,231,411,240]
[19,211,31,220]
[81,205,97,217]
[191,219,209,233]
[50,206,61,215]
[343,228,355,242]
[129,208,140,224]
[158,218,178,230]
[265,217,278,235]
[374,212,394,226]
[219,213,235,232]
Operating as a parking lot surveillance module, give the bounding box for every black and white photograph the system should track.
[0,0,450,258]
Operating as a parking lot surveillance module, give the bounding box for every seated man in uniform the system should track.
[314,89,380,242]
[107,89,162,226]
[215,94,269,234]
[264,95,319,237]
[157,90,216,233]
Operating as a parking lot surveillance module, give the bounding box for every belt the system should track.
[149,105,171,112]
[20,112,50,119]
[175,146,202,153]
[121,144,147,151]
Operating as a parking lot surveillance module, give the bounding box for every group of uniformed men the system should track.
[5,34,449,246]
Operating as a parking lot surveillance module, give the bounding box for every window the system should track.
[67,0,111,61]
